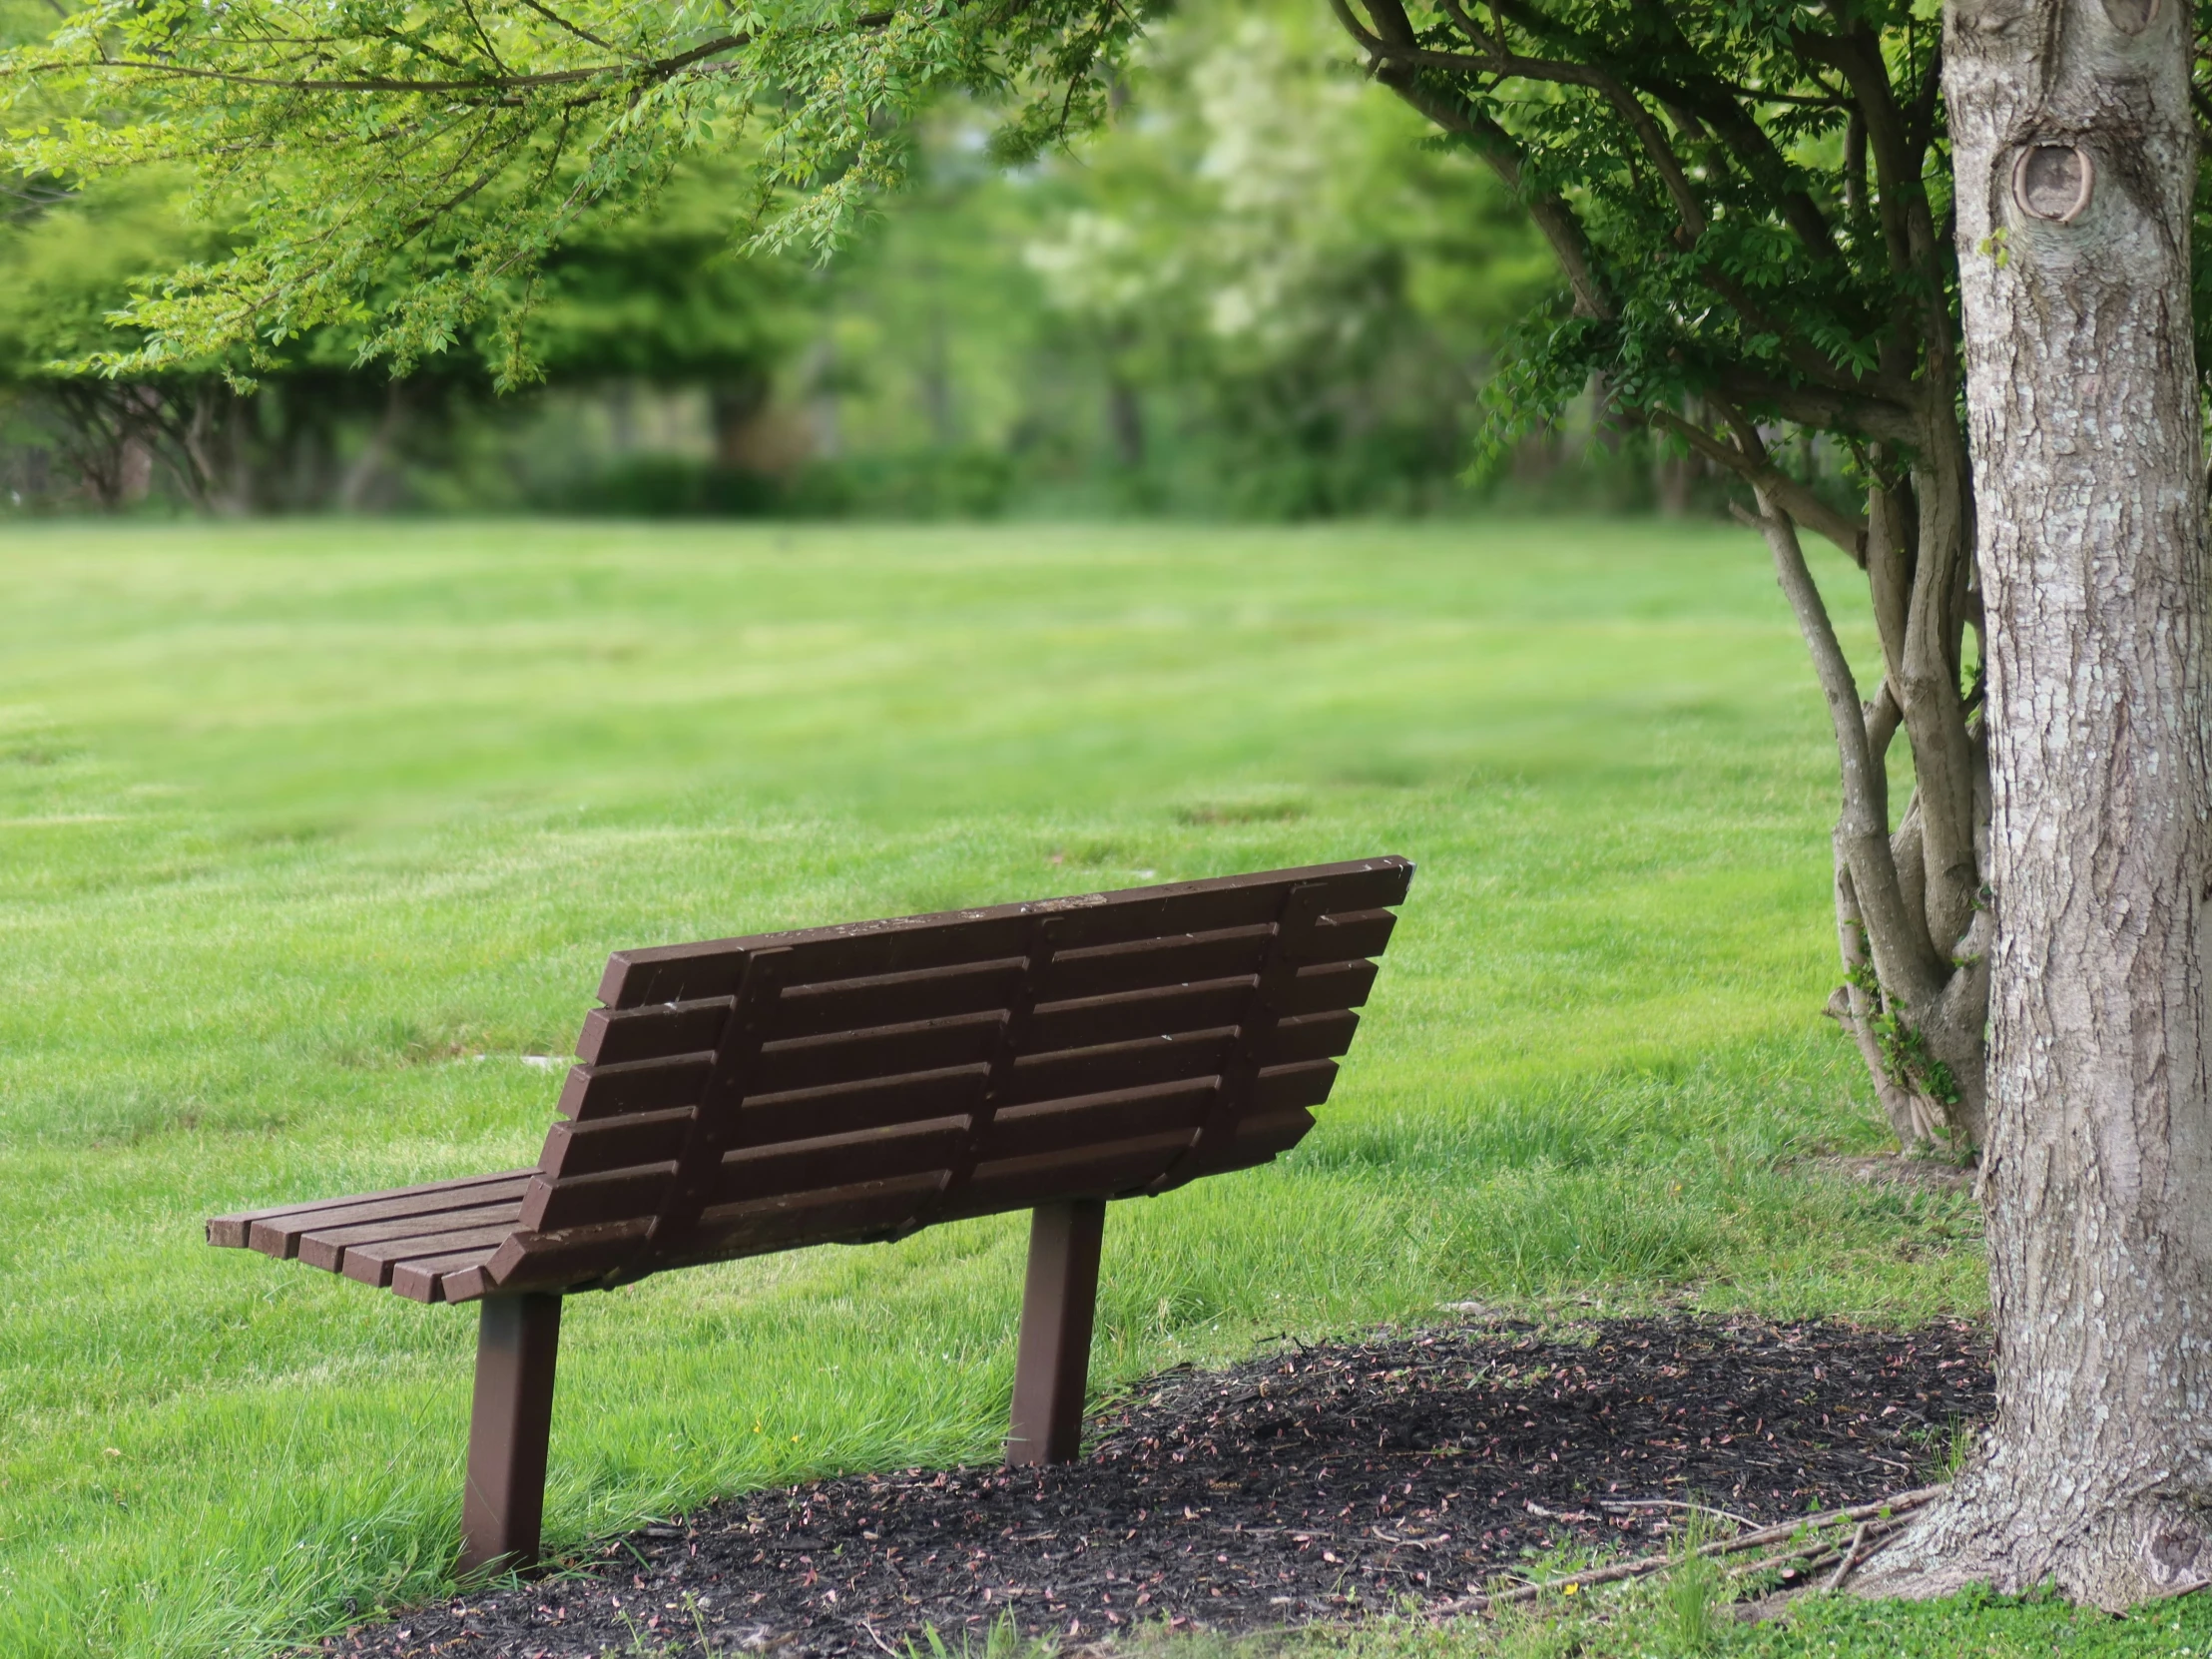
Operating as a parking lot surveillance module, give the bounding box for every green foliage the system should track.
[1287,1582,2212,1659]
[513,156,803,386]
[1008,0,1553,512]
[7,0,2212,501]
[1366,0,1953,471]
[0,147,804,508]
[1841,925,1961,1118]
[0,0,1156,379]
[0,168,215,372]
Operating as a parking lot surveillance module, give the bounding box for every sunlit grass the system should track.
[0,518,1985,1658]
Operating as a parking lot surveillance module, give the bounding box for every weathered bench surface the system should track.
[208,856,1412,1571]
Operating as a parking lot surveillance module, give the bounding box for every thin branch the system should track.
[13,21,885,94]
[1419,10,1708,239]
[1905,33,1942,163]
[1866,677,1902,769]
[1826,1521,1874,1591]
[1329,3,1613,320]
[456,0,514,78]
[1704,288,1912,408]
[1648,406,1866,557]
[1713,76,1850,109]
[1487,0,1839,261]
[1791,26,1919,279]
[511,0,616,52]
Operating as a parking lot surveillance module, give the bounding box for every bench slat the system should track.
[716,1121,968,1206]
[578,998,734,1067]
[772,956,1029,1040]
[476,1219,656,1297]
[293,1199,529,1272]
[1174,1106,1319,1185]
[537,1106,697,1178]
[948,1130,1203,1216]
[522,1021,1356,1239]
[570,960,1375,1097]
[555,1054,714,1121]
[390,1247,505,1304]
[210,1170,533,1251]
[596,858,1411,1008]
[245,1176,535,1258]
[980,1082,1216,1162]
[1025,960,1377,1052]
[720,1066,989,1143]
[751,1012,1004,1096]
[518,1163,677,1232]
[341,1223,522,1288]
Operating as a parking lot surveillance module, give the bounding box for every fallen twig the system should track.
[1597,1497,1760,1530]
[1824,1520,1873,1592]
[1726,1514,1911,1586]
[1430,1486,1939,1614]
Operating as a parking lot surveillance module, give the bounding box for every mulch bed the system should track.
[322,1315,1990,1658]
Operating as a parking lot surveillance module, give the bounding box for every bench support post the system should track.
[459,1292,563,1576]
[1006,1199,1105,1466]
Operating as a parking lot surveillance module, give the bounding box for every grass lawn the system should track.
[0,516,2167,1658]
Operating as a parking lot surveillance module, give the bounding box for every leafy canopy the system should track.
[0,0,1149,379]
[7,0,2209,466]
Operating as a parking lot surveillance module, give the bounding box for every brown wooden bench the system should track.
[209,856,1412,1575]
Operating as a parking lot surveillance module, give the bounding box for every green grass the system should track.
[1275,1576,2212,1658]
[0,518,1996,1659]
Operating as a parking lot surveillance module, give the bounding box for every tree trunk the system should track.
[1860,0,2212,1607]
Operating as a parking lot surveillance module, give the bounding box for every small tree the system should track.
[1320,2,2007,1151]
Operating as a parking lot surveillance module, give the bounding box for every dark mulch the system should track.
[323,1315,1990,1658]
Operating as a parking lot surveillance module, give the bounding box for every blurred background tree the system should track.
[0,0,1669,517]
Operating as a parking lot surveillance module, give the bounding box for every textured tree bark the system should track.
[1859,0,2212,1608]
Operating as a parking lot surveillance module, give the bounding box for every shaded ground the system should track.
[323,1316,1990,1657]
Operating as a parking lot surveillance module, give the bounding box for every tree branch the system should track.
[1331,0,1614,320]
[1751,493,1947,1002]
[13,20,888,95]
[1419,7,1707,239]
[1488,0,1839,261]
[1791,25,1919,279]
[511,0,616,52]
[1649,405,1867,559]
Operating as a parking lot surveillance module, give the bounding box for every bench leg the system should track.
[459,1292,563,1576]
[1006,1199,1106,1467]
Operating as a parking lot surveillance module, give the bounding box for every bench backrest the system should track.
[483,856,1411,1296]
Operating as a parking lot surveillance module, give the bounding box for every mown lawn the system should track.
[0,516,2124,1659]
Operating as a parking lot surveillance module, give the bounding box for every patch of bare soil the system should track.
[319,1316,1989,1658]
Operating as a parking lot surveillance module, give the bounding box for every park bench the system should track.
[208,855,1413,1575]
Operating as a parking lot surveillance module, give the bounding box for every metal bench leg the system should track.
[1006,1199,1105,1466]
[459,1292,563,1576]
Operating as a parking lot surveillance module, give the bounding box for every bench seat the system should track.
[210,1171,533,1303]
